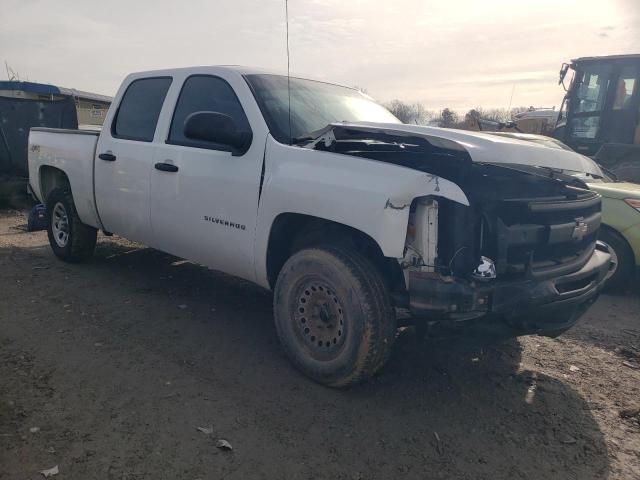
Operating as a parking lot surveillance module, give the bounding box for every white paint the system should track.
[28,129,101,228]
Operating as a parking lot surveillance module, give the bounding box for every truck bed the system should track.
[28,127,101,229]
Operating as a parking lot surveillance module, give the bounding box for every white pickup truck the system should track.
[29,66,611,386]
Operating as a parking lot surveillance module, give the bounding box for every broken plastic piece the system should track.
[216,439,233,450]
[472,256,496,281]
[40,465,59,478]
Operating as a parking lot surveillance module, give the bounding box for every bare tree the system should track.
[437,108,459,128]
[385,99,431,125]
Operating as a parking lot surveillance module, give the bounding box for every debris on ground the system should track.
[619,407,640,419]
[622,361,640,370]
[433,431,444,455]
[569,365,580,372]
[29,427,40,433]
[215,439,233,451]
[614,346,640,359]
[559,434,577,445]
[178,304,188,310]
[196,426,213,435]
[39,465,59,477]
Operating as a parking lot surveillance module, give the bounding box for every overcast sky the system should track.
[2,0,639,111]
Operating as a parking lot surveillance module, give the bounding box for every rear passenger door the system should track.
[150,74,263,282]
[95,77,172,243]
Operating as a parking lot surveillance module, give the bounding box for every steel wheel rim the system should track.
[51,202,70,248]
[294,280,347,359]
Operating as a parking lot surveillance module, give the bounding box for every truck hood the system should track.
[307,122,603,178]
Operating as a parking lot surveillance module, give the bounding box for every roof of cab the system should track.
[125,65,358,91]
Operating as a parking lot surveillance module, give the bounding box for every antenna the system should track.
[507,83,515,112]
[285,0,292,144]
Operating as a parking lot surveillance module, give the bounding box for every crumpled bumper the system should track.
[408,242,612,337]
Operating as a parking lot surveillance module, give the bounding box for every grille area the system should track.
[494,190,601,279]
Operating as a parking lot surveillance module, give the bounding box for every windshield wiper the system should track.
[595,163,618,182]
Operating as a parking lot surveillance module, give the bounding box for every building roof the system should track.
[0,80,112,103]
[0,80,60,95]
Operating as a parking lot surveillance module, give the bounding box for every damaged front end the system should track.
[305,123,611,337]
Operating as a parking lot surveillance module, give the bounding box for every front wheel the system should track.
[273,246,396,387]
[46,187,97,263]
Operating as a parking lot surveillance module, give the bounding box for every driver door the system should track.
[149,74,263,282]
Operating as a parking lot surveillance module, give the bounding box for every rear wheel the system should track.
[273,246,396,387]
[46,187,97,263]
[599,227,634,293]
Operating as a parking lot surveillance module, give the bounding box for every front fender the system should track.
[253,138,469,288]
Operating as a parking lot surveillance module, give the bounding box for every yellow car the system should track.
[587,181,640,289]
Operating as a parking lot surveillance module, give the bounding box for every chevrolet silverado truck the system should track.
[28,67,611,387]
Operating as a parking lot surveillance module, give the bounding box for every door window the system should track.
[574,66,611,113]
[568,64,612,142]
[613,66,638,110]
[112,77,172,142]
[168,75,252,151]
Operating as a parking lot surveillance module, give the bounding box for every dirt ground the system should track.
[0,208,639,480]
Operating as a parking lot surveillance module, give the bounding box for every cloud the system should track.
[1,0,638,110]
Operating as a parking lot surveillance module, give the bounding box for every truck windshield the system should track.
[244,74,400,144]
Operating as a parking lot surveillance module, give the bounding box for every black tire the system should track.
[46,187,97,263]
[273,246,396,387]
[599,227,634,293]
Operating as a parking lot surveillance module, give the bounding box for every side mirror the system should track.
[559,63,570,91]
[183,111,250,154]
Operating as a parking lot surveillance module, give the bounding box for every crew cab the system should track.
[28,66,611,387]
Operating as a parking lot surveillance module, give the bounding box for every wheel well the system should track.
[266,213,405,294]
[39,166,70,203]
[600,224,636,264]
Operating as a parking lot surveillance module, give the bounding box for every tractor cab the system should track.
[555,54,640,182]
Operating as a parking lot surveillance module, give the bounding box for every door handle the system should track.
[154,162,179,173]
[98,153,116,161]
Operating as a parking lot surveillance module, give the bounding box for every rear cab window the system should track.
[112,77,172,141]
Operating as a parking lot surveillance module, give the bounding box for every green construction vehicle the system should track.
[554,54,640,183]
